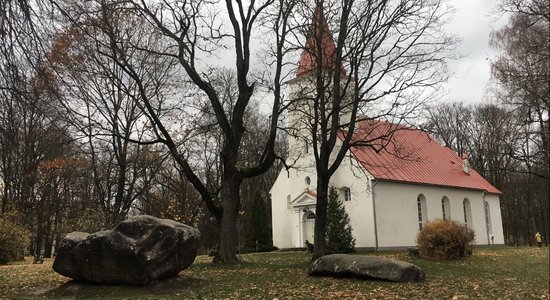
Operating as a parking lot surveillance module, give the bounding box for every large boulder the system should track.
[53,215,200,285]
[309,254,425,282]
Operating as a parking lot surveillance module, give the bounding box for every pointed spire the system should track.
[296,3,344,78]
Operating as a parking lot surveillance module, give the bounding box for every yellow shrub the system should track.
[416,219,475,260]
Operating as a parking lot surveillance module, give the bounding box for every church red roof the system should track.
[296,6,344,78]
[345,119,501,194]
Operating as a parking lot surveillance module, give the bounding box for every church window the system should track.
[463,198,472,227]
[341,187,351,201]
[442,196,451,220]
[417,194,427,230]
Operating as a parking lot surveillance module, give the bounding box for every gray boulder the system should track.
[309,254,425,282]
[53,215,200,285]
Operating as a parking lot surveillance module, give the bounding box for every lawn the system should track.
[0,247,548,299]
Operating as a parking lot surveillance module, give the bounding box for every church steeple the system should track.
[296,4,344,78]
[288,4,351,162]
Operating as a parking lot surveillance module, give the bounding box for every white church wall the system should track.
[372,181,419,248]
[330,156,376,249]
[270,170,293,248]
[373,181,504,248]
[468,192,486,244]
[484,194,505,245]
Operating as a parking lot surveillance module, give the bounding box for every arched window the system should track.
[463,198,472,228]
[341,187,352,201]
[442,196,451,220]
[417,194,427,230]
[484,201,492,234]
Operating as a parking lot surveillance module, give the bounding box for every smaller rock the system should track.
[309,254,425,282]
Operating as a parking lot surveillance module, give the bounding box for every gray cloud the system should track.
[444,0,509,104]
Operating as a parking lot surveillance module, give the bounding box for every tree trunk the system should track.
[43,236,53,258]
[54,232,62,256]
[512,205,519,246]
[34,227,44,263]
[312,175,329,260]
[1,178,8,213]
[216,168,242,263]
[41,216,52,258]
[34,195,45,262]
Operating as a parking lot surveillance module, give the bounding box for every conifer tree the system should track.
[244,191,273,252]
[326,187,355,253]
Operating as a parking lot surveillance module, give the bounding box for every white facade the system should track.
[270,155,505,249]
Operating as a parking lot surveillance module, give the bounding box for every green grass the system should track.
[0,247,548,299]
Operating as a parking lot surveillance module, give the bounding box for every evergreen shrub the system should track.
[416,219,475,260]
[0,219,30,264]
[326,187,355,253]
[244,191,275,252]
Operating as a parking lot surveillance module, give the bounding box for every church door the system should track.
[303,212,315,244]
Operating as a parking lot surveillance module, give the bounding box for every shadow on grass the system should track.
[42,275,206,299]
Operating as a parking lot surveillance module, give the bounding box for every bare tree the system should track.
[40,5,181,226]
[424,102,471,156]
[491,0,549,244]
[0,52,76,262]
[1,1,84,260]
[0,0,45,214]
[287,0,456,259]
[49,0,296,262]
[424,102,518,188]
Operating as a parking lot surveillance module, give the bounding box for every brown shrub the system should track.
[416,219,475,260]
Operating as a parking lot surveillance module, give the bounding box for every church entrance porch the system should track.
[289,190,318,248]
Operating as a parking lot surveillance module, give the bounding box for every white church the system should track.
[269,8,504,250]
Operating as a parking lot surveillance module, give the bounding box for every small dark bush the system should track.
[416,219,475,260]
[0,219,30,264]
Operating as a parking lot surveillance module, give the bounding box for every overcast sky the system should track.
[444,0,509,104]
[214,1,510,108]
